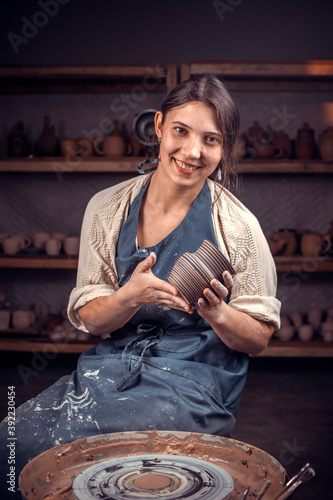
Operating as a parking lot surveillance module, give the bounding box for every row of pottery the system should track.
[265,226,333,257]
[232,122,333,161]
[276,308,333,342]
[7,114,154,158]
[0,299,49,331]
[0,232,79,257]
[7,116,333,161]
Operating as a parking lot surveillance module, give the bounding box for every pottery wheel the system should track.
[72,454,234,500]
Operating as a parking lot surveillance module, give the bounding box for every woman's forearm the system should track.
[208,302,274,356]
[78,283,141,336]
[78,253,192,336]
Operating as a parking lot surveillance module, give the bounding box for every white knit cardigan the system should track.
[68,175,281,332]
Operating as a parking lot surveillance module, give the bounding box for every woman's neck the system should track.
[146,170,205,215]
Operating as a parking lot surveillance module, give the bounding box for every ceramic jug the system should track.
[265,232,287,256]
[7,121,31,157]
[94,121,132,157]
[272,130,292,159]
[11,233,31,248]
[12,310,35,330]
[2,237,22,255]
[300,232,331,258]
[76,137,94,157]
[45,238,61,256]
[295,123,316,160]
[64,236,80,257]
[33,232,50,249]
[0,310,10,331]
[319,127,333,161]
[60,139,82,157]
[269,230,298,256]
[247,121,283,159]
[35,115,60,157]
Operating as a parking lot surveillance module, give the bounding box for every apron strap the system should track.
[116,324,165,392]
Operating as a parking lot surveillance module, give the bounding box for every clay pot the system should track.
[272,130,292,159]
[298,324,314,342]
[63,236,80,257]
[7,121,31,157]
[277,326,295,342]
[76,136,94,157]
[319,126,333,161]
[247,121,263,144]
[12,310,35,330]
[35,116,60,157]
[247,121,283,159]
[269,230,298,256]
[265,232,287,256]
[94,121,132,157]
[294,123,316,160]
[300,233,331,258]
[168,239,235,305]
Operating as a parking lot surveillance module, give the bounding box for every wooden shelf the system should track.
[0,64,178,94]
[0,156,143,173]
[1,254,332,271]
[257,340,333,358]
[0,337,332,356]
[237,160,333,174]
[0,337,96,354]
[0,255,77,269]
[181,60,333,91]
[1,158,333,174]
[275,256,333,272]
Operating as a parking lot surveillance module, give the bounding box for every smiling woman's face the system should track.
[154,101,223,190]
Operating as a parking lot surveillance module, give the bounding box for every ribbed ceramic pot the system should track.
[168,239,235,304]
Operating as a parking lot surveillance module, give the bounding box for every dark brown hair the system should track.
[159,74,240,187]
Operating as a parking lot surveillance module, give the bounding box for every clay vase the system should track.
[300,233,331,258]
[247,121,283,159]
[265,232,287,256]
[94,121,132,157]
[247,121,263,145]
[270,230,298,256]
[294,123,316,160]
[35,115,60,156]
[272,130,292,159]
[7,121,31,157]
[168,239,235,304]
[319,127,333,161]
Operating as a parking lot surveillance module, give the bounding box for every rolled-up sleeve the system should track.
[67,195,118,332]
[211,181,281,330]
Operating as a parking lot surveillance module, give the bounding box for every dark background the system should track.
[1,0,333,65]
[1,1,333,499]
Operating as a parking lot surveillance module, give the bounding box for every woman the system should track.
[0,75,280,498]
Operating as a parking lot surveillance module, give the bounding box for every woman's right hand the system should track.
[125,252,193,313]
[79,252,193,335]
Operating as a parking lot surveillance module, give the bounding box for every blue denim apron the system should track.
[0,179,248,499]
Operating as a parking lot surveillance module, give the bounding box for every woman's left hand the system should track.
[196,271,233,323]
